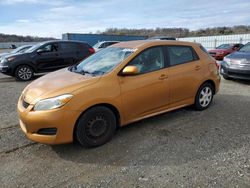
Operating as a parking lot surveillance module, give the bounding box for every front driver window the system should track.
[128,47,164,74]
[39,44,58,53]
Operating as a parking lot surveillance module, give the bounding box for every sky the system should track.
[0,0,249,38]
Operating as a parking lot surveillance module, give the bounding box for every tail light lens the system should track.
[214,61,220,70]
[88,48,95,54]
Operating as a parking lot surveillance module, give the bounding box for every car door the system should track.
[60,42,79,67]
[119,46,170,122]
[166,45,203,105]
[35,42,63,72]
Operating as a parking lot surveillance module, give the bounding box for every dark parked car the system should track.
[0,45,33,58]
[208,43,243,60]
[220,42,250,80]
[0,40,95,81]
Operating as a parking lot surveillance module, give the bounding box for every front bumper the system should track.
[0,65,12,75]
[17,98,81,145]
[220,63,250,80]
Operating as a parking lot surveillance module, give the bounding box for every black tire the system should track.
[194,82,214,111]
[15,65,34,81]
[76,106,116,147]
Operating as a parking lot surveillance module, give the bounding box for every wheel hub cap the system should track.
[18,67,32,80]
[199,87,212,107]
[86,116,107,138]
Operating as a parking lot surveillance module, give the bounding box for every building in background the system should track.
[62,33,147,46]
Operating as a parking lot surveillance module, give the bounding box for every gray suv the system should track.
[220,42,250,80]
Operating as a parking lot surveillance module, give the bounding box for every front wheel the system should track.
[15,65,34,81]
[76,106,116,147]
[194,83,214,111]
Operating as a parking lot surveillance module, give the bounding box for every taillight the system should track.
[88,48,95,54]
[214,61,220,70]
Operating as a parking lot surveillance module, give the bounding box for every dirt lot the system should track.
[0,73,250,188]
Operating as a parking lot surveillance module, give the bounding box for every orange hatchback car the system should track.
[18,40,220,147]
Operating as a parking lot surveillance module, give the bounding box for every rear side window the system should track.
[60,42,79,51]
[168,46,199,66]
[78,43,91,50]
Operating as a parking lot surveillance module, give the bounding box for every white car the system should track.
[93,41,119,51]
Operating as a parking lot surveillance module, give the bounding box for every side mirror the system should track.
[121,66,139,76]
[37,49,45,54]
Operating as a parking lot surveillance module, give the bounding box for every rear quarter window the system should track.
[199,45,209,54]
[60,42,79,51]
[79,43,91,49]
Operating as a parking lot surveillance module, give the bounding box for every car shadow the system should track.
[51,94,250,167]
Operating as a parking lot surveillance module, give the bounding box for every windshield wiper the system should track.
[78,69,94,75]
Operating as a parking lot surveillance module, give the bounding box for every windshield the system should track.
[216,44,233,49]
[25,43,43,53]
[71,47,134,76]
[239,43,250,52]
[12,45,31,53]
[93,42,101,49]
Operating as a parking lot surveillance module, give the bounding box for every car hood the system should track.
[22,68,101,104]
[0,53,9,58]
[3,52,31,59]
[226,51,250,60]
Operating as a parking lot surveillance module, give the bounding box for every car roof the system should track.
[112,40,199,49]
[98,41,120,43]
[40,40,89,45]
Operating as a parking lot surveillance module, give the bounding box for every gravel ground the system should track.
[0,73,250,188]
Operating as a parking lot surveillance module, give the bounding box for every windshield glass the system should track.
[12,45,32,53]
[93,42,101,49]
[25,43,43,53]
[72,47,134,76]
[239,43,250,52]
[216,44,233,49]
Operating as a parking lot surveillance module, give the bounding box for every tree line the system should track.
[0,33,56,42]
[102,25,250,37]
[1,25,250,42]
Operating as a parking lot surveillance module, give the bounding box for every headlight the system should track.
[33,94,73,111]
[223,57,231,66]
[7,57,15,62]
[217,51,225,55]
[0,58,8,64]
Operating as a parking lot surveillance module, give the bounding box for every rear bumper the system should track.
[220,64,250,80]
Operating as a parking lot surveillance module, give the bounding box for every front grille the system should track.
[37,128,57,135]
[22,100,30,109]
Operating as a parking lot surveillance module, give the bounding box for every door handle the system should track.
[195,66,201,71]
[159,74,168,80]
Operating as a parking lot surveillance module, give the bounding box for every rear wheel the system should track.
[76,106,116,147]
[194,83,214,110]
[15,65,34,81]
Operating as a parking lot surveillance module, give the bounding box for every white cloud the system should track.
[0,0,64,5]
[0,0,249,38]
[16,19,30,23]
